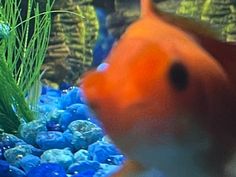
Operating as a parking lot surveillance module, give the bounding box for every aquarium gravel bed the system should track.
[0,74,125,177]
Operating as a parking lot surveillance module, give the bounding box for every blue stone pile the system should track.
[0,72,125,177]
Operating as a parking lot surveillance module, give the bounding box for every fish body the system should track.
[82,0,236,177]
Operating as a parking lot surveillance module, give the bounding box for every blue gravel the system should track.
[74,149,89,162]
[0,83,126,177]
[88,141,123,164]
[59,87,85,109]
[27,163,67,177]
[0,160,9,173]
[36,131,70,150]
[20,119,47,146]
[94,164,121,177]
[68,161,100,176]
[19,155,41,173]
[8,166,26,177]
[4,145,33,166]
[0,8,126,176]
[59,104,93,130]
[96,63,109,72]
[46,120,63,132]
[67,120,103,150]
[0,160,26,177]
[41,149,75,169]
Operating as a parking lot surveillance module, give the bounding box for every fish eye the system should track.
[168,61,189,91]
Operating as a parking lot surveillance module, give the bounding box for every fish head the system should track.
[82,31,207,145]
[82,1,216,145]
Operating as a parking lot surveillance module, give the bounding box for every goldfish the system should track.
[82,0,236,177]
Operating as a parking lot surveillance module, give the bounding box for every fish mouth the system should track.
[82,69,160,137]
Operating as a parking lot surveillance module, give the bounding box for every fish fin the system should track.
[112,160,145,177]
[153,5,220,40]
[144,1,228,43]
[159,11,236,67]
[141,0,217,39]
[141,0,156,17]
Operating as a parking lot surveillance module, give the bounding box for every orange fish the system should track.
[82,0,236,177]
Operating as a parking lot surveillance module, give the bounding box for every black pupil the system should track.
[169,62,188,91]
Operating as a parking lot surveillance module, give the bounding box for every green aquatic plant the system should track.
[0,0,85,133]
[0,0,54,133]
[0,49,34,134]
[1,0,53,95]
[0,23,34,134]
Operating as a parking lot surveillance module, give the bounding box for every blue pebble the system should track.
[0,160,26,177]
[62,131,73,150]
[0,148,4,159]
[106,155,126,165]
[96,63,109,72]
[20,120,47,146]
[41,149,74,169]
[46,120,62,131]
[67,120,103,150]
[94,164,121,177]
[19,155,40,173]
[4,145,32,167]
[27,163,67,177]
[59,87,84,109]
[2,143,42,158]
[5,133,27,148]
[101,135,113,144]
[39,94,60,104]
[0,135,16,152]
[23,145,43,157]
[74,149,89,162]
[59,82,71,90]
[43,86,61,97]
[36,131,70,150]
[60,104,93,130]
[70,170,96,177]
[58,111,73,130]
[66,104,91,120]
[38,103,56,113]
[0,160,9,173]
[70,131,87,150]
[38,94,60,111]
[0,23,10,39]
[88,141,122,163]
[68,161,100,176]
[41,85,48,95]
[8,166,26,177]
[48,109,64,120]
[0,140,15,160]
